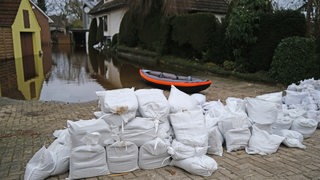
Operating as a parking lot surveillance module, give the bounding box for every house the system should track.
[83,0,99,30]
[182,0,229,22]
[89,0,128,41]
[88,0,228,43]
[0,0,47,100]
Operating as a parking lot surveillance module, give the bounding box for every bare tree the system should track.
[127,0,190,16]
[46,0,83,28]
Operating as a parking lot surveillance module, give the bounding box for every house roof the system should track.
[89,0,127,15]
[29,0,54,23]
[0,0,21,27]
[185,0,229,14]
[89,0,228,16]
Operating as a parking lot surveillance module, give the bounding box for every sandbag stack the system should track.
[24,78,320,179]
[168,86,218,176]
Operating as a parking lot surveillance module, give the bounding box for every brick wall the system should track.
[0,28,14,60]
[0,58,21,98]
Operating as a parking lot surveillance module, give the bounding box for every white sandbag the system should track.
[48,140,71,175]
[169,109,208,147]
[225,97,247,116]
[225,127,251,152]
[217,115,250,136]
[97,88,138,123]
[285,105,306,118]
[271,116,293,134]
[246,125,284,155]
[122,117,157,147]
[256,92,283,104]
[167,140,208,160]
[301,94,318,111]
[203,100,226,112]
[277,129,306,149]
[139,138,171,169]
[48,129,71,175]
[191,93,206,106]
[245,97,279,125]
[24,146,55,180]
[290,116,318,138]
[106,141,139,173]
[157,120,173,142]
[69,144,109,179]
[98,113,125,127]
[207,126,224,156]
[283,90,309,105]
[168,85,199,113]
[170,155,218,177]
[67,119,113,148]
[135,89,170,121]
[204,100,228,129]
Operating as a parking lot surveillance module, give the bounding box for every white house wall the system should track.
[104,8,127,40]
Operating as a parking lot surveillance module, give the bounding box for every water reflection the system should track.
[2,44,193,102]
[40,45,105,103]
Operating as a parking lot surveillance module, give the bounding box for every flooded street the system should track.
[1,45,283,103]
[39,45,151,103]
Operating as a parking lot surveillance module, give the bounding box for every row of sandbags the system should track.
[24,78,320,179]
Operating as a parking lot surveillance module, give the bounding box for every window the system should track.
[23,10,30,28]
[104,16,108,32]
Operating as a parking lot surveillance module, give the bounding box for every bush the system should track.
[269,36,320,84]
[88,18,97,49]
[119,11,139,47]
[96,18,104,43]
[170,13,220,59]
[247,10,306,72]
[137,4,170,54]
[111,33,119,47]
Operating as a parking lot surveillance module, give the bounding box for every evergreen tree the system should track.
[37,0,47,13]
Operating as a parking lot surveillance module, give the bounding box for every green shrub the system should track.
[96,18,104,43]
[170,13,220,59]
[119,11,139,47]
[223,60,235,71]
[247,10,306,72]
[88,18,97,49]
[137,5,170,54]
[270,36,320,84]
[225,0,273,63]
[111,33,119,47]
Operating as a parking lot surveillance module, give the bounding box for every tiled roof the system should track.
[186,0,229,14]
[0,0,21,27]
[89,0,228,16]
[89,0,127,15]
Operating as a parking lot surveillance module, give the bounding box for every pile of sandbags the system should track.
[24,78,320,179]
[168,86,218,176]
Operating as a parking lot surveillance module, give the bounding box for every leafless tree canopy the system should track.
[127,0,190,16]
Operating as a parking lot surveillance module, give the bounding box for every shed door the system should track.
[20,32,36,81]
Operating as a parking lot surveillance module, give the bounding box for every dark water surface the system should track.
[2,45,201,102]
[40,45,152,103]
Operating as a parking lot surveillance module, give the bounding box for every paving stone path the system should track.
[0,95,319,180]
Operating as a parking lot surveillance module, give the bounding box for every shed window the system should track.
[23,10,30,28]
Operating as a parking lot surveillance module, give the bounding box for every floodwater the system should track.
[1,44,283,103]
[1,44,201,103]
[39,45,152,103]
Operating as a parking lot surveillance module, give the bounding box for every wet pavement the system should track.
[0,79,320,179]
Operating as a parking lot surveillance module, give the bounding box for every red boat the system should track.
[139,69,212,93]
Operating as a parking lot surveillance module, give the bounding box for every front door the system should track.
[20,32,36,81]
